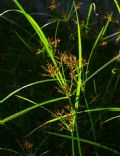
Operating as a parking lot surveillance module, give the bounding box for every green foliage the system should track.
[114,0,120,13]
[0,0,120,155]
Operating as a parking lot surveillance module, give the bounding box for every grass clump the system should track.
[0,0,120,155]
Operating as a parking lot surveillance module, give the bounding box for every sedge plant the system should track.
[0,0,120,155]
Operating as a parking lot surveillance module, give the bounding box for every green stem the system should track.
[71,132,75,156]
[75,121,82,156]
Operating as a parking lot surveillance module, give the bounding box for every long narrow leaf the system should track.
[0,79,55,103]
[84,55,119,83]
[114,0,120,13]
[11,0,65,86]
[48,132,120,155]
[0,96,67,124]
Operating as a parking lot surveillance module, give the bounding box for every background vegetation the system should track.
[0,0,120,155]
